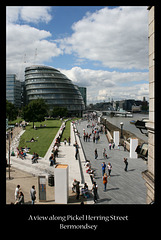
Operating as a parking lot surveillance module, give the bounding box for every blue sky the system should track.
[6,6,149,104]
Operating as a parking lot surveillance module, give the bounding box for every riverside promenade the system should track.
[75,120,148,204]
[6,119,147,204]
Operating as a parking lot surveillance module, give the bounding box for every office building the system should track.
[25,65,85,116]
[6,74,21,108]
[78,86,87,108]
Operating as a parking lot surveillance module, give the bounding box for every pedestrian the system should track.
[124,158,128,171]
[64,138,67,145]
[101,162,106,176]
[103,173,108,191]
[124,142,126,151]
[75,181,80,200]
[15,191,24,205]
[112,143,115,150]
[73,141,79,160]
[109,143,112,150]
[107,163,112,177]
[83,132,86,142]
[49,153,55,166]
[68,136,71,146]
[75,146,79,160]
[72,179,78,192]
[10,129,13,139]
[15,185,20,201]
[30,185,36,204]
[85,133,88,142]
[103,148,106,158]
[95,148,98,159]
[92,182,98,203]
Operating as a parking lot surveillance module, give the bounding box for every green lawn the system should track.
[61,120,71,141]
[61,118,80,142]
[18,120,61,157]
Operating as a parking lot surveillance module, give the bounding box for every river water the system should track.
[102,113,149,143]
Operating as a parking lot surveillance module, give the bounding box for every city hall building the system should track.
[25,65,85,116]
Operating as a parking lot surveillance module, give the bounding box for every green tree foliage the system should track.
[6,100,18,121]
[52,106,68,118]
[22,99,48,128]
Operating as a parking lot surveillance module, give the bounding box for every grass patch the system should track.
[9,117,24,125]
[61,118,80,142]
[61,120,71,141]
[18,120,61,157]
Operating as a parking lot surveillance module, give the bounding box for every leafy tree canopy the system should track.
[6,99,18,121]
[52,106,68,118]
[22,99,48,128]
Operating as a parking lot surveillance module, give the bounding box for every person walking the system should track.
[75,146,79,160]
[75,181,80,200]
[73,141,79,160]
[15,185,20,201]
[124,158,128,171]
[101,162,106,176]
[109,143,112,150]
[124,142,126,151]
[49,153,55,166]
[103,148,107,159]
[95,148,98,159]
[68,136,71,146]
[30,185,36,204]
[92,182,98,203]
[15,191,24,205]
[103,173,108,191]
[107,163,112,177]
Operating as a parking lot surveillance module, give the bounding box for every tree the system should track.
[22,99,48,128]
[6,100,18,121]
[52,106,68,118]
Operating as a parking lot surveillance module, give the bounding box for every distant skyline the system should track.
[6,6,149,104]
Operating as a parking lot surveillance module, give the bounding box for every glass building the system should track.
[6,74,21,108]
[78,86,87,108]
[25,65,85,116]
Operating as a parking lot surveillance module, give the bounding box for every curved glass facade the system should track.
[25,65,85,115]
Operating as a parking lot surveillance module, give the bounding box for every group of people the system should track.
[14,184,36,205]
[77,117,131,203]
[31,152,39,164]
[63,136,71,146]
[49,136,60,166]
[16,146,30,159]
[49,122,66,166]
[83,122,101,145]
[72,179,90,200]
[101,162,112,191]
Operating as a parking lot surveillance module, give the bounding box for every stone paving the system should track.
[76,120,148,204]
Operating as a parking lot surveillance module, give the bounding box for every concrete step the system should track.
[10,155,55,176]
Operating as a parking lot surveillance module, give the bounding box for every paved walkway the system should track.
[76,120,148,204]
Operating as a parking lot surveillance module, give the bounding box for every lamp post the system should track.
[8,130,11,179]
[120,122,124,139]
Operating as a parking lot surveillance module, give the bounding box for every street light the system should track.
[104,117,106,126]
[8,130,11,179]
[120,122,124,139]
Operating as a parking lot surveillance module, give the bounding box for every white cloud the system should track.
[6,7,62,79]
[6,6,149,104]
[60,66,149,104]
[59,6,148,70]
[6,6,52,24]
[20,6,52,23]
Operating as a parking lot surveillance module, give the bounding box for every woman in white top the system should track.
[107,163,112,177]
